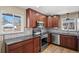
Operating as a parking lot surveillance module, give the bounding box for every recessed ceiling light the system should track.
[36,6,40,8]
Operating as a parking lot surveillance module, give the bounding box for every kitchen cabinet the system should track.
[52,16,60,27]
[6,39,34,53]
[23,39,34,53]
[47,16,60,28]
[60,35,67,47]
[33,37,40,53]
[6,41,24,53]
[78,37,79,51]
[60,35,77,50]
[26,8,47,28]
[5,36,40,53]
[47,16,53,28]
[7,47,23,53]
[39,15,48,27]
[48,34,52,44]
[26,9,36,28]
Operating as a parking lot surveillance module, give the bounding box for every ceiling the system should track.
[18,6,79,15]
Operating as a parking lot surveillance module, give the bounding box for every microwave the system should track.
[37,21,44,28]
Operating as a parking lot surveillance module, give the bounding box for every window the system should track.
[2,13,22,33]
[62,18,77,31]
[77,19,79,31]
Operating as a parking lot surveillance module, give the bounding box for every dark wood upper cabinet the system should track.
[47,16,60,28]
[26,9,36,28]
[47,16,53,28]
[52,16,60,27]
[26,8,47,28]
[60,35,77,50]
[38,15,48,27]
[26,8,60,28]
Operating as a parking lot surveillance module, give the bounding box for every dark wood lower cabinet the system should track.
[60,35,77,50]
[6,36,40,53]
[78,38,79,51]
[23,39,34,53]
[6,34,78,52]
[48,34,52,45]
[8,47,23,53]
[33,37,40,53]
[6,40,24,53]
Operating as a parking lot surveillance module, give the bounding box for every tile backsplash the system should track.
[4,28,33,39]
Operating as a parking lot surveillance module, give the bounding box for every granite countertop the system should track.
[5,35,40,45]
[4,29,79,45]
[48,29,78,36]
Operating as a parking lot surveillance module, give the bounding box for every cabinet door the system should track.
[66,36,77,50]
[23,39,34,53]
[78,38,79,51]
[31,11,38,28]
[33,37,40,53]
[60,35,68,47]
[6,41,23,53]
[52,16,60,27]
[26,9,32,28]
[60,35,77,50]
[48,34,52,44]
[26,9,36,28]
[43,16,48,28]
[47,16,53,28]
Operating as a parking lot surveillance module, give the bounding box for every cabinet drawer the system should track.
[8,47,23,53]
[22,39,33,45]
[8,42,23,50]
[33,37,40,53]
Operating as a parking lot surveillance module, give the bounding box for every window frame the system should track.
[1,13,24,34]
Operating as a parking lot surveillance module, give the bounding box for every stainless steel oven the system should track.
[40,34,48,51]
[33,27,48,51]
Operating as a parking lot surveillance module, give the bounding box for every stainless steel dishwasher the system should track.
[52,34,60,45]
